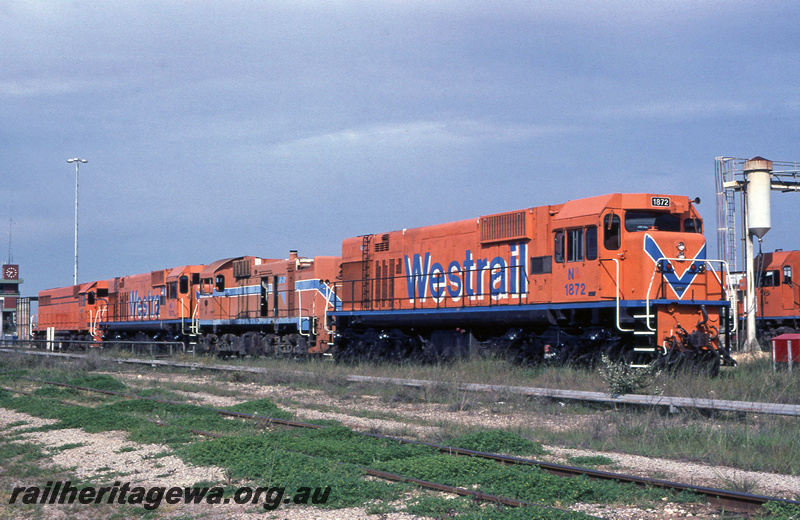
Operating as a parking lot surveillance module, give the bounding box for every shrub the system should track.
[598,354,660,396]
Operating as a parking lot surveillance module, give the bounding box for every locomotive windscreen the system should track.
[624,211,681,232]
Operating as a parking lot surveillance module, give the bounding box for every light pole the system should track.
[67,158,87,285]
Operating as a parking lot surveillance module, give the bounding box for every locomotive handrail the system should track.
[179,298,192,336]
[88,310,95,338]
[711,262,738,335]
[296,287,310,339]
[599,257,633,333]
[190,298,199,335]
[322,281,339,337]
[90,305,107,340]
[644,257,736,334]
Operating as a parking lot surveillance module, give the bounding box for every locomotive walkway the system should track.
[3,346,800,418]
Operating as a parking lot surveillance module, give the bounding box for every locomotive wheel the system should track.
[198,333,219,356]
[241,332,263,358]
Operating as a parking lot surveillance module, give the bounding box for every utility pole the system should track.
[67,158,87,285]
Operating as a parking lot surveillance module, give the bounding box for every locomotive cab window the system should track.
[761,270,779,287]
[215,275,225,292]
[167,282,177,299]
[179,275,189,294]
[567,228,584,262]
[684,218,702,233]
[603,214,620,250]
[784,266,792,285]
[625,211,680,232]
[556,227,597,263]
[554,230,564,263]
[87,291,95,305]
[586,226,597,260]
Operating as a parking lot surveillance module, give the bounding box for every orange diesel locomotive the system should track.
[35,252,339,357]
[332,193,736,370]
[104,264,205,342]
[751,250,800,342]
[193,252,340,356]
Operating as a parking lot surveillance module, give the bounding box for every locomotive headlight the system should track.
[676,242,686,259]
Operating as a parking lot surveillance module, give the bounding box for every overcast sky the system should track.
[3,1,800,296]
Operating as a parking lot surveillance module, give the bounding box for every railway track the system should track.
[3,346,800,418]
[7,375,800,515]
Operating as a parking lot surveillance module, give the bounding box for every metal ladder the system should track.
[361,235,372,310]
[186,303,199,356]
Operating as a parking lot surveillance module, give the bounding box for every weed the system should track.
[448,429,545,456]
[49,442,87,453]
[598,354,661,396]
[67,374,128,392]
[226,398,295,420]
[567,455,615,467]
[406,495,594,520]
[377,454,680,508]
[716,469,762,495]
[762,501,800,520]
[180,435,403,508]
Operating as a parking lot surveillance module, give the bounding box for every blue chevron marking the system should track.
[643,234,706,299]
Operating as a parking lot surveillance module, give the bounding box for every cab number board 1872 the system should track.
[651,197,670,207]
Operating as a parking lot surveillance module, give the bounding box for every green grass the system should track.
[225,398,294,420]
[375,454,684,507]
[406,495,596,520]
[180,435,403,508]
[447,429,545,456]
[567,455,616,467]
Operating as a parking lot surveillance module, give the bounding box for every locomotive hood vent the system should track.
[480,211,527,243]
